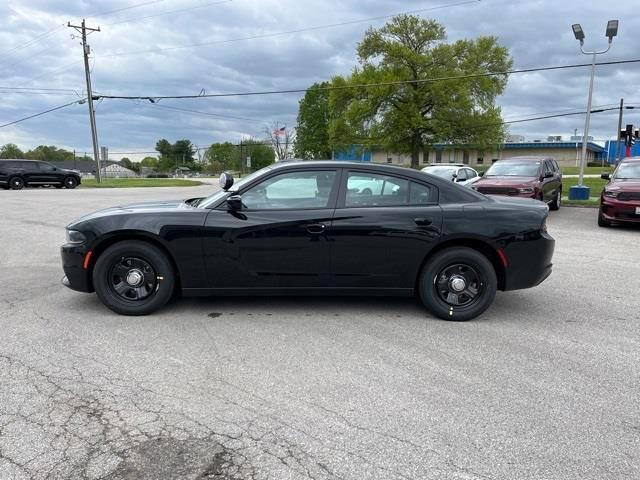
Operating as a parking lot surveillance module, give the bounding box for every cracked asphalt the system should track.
[0,186,638,480]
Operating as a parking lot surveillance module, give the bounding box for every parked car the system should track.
[61,161,554,321]
[421,164,480,186]
[598,157,640,227]
[471,156,562,210]
[0,159,81,190]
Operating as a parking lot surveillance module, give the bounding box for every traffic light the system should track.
[621,124,637,147]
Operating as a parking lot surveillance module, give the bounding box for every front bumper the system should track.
[600,197,640,224]
[502,231,555,291]
[61,243,93,292]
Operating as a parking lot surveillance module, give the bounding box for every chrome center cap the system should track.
[449,276,466,292]
[126,269,144,286]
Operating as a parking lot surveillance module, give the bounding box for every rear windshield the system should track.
[485,162,540,177]
[614,162,640,179]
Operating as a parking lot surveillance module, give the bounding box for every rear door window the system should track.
[345,172,408,207]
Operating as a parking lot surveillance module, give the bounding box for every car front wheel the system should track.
[93,240,175,315]
[550,189,561,210]
[418,247,497,321]
[64,176,78,189]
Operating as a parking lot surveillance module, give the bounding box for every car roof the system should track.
[424,163,464,168]
[496,156,551,162]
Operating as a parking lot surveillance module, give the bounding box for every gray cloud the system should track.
[1,0,639,160]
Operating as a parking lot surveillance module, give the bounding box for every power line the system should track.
[94,58,640,101]
[97,0,481,58]
[142,103,262,122]
[88,0,167,19]
[0,100,84,129]
[0,25,65,61]
[104,0,232,26]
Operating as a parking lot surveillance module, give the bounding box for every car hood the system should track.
[605,179,640,192]
[67,199,197,227]
[475,176,538,187]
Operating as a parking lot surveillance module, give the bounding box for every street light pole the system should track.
[569,20,618,200]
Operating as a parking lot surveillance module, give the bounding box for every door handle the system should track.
[414,218,432,226]
[305,223,326,234]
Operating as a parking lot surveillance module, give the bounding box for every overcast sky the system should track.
[1,0,639,160]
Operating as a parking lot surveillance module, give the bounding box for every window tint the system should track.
[465,168,477,178]
[241,170,336,210]
[544,161,554,174]
[346,172,408,207]
[409,182,433,205]
[38,162,56,172]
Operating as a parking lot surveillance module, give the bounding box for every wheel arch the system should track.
[86,231,181,292]
[416,238,506,292]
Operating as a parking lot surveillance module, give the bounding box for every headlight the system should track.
[603,190,619,198]
[518,187,534,194]
[66,229,86,244]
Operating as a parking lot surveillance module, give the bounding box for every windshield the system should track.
[614,162,640,179]
[198,166,273,208]
[423,166,456,179]
[485,162,540,177]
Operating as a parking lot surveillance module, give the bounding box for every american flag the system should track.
[273,126,286,136]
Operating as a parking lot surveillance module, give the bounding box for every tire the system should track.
[9,176,24,190]
[598,209,612,228]
[418,247,497,321]
[64,176,78,189]
[549,189,561,211]
[93,240,175,315]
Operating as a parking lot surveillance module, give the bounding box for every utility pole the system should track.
[68,19,101,183]
[614,98,624,165]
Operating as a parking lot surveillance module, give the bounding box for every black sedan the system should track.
[61,161,554,321]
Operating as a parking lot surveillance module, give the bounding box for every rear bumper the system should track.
[502,231,555,291]
[600,198,640,223]
[61,243,93,292]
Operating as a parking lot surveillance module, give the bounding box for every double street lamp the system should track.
[568,20,619,201]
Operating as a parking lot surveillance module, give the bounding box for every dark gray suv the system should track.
[0,159,81,190]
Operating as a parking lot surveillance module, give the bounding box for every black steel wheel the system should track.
[64,176,78,189]
[9,176,24,190]
[93,240,175,315]
[419,247,497,321]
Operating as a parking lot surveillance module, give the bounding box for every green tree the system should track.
[204,142,240,171]
[24,145,74,161]
[294,82,332,159]
[140,156,159,170]
[155,138,195,172]
[329,15,512,168]
[119,157,141,174]
[241,138,275,170]
[0,143,24,159]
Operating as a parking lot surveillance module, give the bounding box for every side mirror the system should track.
[219,171,234,191]
[601,173,611,180]
[544,171,554,178]
[479,171,484,177]
[226,195,243,210]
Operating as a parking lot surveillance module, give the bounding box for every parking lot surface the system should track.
[0,186,638,480]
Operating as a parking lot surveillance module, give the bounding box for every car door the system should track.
[202,168,339,290]
[330,170,443,290]
[19,161,41,184]
[35,162,62,184]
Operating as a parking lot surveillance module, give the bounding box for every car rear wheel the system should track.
[550,189,561,210]
[597,208,612,227]
[9,176,25,190]
[93,240,175,315]
[64,176,78,189]
[418,247,497,321]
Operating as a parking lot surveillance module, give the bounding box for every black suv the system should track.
[0,159,81,190]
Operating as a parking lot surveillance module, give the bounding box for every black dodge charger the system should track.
[61,161,554,321]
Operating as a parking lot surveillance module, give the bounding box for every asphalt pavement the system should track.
[0,186,638,480]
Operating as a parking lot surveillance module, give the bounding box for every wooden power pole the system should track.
[67,19,102,183]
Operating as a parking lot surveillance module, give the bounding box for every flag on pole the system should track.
[273,126,286,136]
